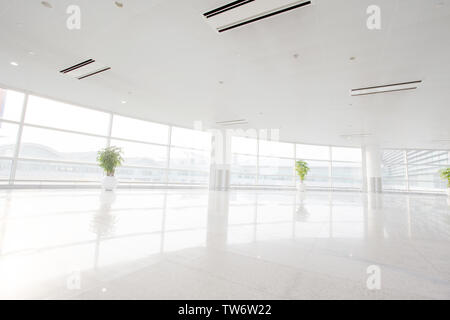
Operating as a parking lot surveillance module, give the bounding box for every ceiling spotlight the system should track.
[121,100,127,104]
[115,1,124,8]
[41,1,53,8]
[28,51,36,55]
[10,62,19,66]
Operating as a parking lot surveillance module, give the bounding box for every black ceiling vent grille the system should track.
[203,0,312,33]
[59,59,111,80]
[351,80,422,96]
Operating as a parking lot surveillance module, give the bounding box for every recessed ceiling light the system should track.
[349,56,356,61]
[121,100,127,104]
[28,51,36,56]
[41,1,53,8]
[115,1,124,8]
[10,62,19,66]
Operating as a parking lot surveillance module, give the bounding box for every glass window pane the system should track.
[258,175,294,186]
[171,127,211,150]
[0,159,12,183]
[20,126,107,163]
[231,154,257,174]
[259,140,293,158]
[306,160,330,177]
[168,170,209,184]
[382,150,405,164]
[230,173,256,185]
[332,161,362,179]
[304,176,331,188]
[332,147,362,162]
[111,139,167,168]
[0,88,24,121]
[296,144,329,160]
[0,122,19,157]
[15,160,103,182]
[231,136,257,155]
[259,157,293,175]
[112,115,168,144]
[407,150,450,165]
[169,147,210,171]
[25,95,110,135]
[116,167,165,183]
[382,164,406,180]
[407,165,442,181]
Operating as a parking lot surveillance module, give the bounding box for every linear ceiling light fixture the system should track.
[60,59,95,73]
[350,80,422,97]
[216,119,248,126]
[59,59,111,80]
[77,67,111,80]
[203,0,312,33]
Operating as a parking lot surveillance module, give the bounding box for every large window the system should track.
[382,150,407,191]
[111,115,168,145]
[25,96,110,135]
[331,147,362,189]
[0,88,25,184]
[230,137,363,190]
[382,149,449,193]
[0,86,211,186]
[297,144,332,188]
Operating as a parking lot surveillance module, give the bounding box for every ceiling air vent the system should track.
[203,0,312,33]
[350,80,422,97]
[216,119,248,126]
[59,59,111,80]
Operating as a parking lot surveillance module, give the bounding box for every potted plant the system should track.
[97,146,123,191]
[295,160,310,192]
[439,168,450,197]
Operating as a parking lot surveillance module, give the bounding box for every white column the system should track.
[209,129,231,191]
[366,145,382,193]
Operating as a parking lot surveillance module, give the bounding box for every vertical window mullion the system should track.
[256,133,260,185]
[165,126,172,186]
[106,113,113,147]
[404,150,410,192]
[9,94,28,184]
[329,146,333,189]
[293,143,296,186]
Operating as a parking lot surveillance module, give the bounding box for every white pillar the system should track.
[209,129,231,191]
[366,145,382,193]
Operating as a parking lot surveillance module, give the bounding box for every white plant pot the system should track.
[296,181,306,192]
[102,176,118,191]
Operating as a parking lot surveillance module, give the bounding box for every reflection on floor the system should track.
[0,189,449,299]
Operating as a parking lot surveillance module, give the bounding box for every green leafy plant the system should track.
[295,160,310,182]
[440,168,450,188]
[97,146,124,177]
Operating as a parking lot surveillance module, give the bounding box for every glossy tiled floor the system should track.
[0,189,449,300]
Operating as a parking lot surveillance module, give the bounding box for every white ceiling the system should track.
[0,0,449,149]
